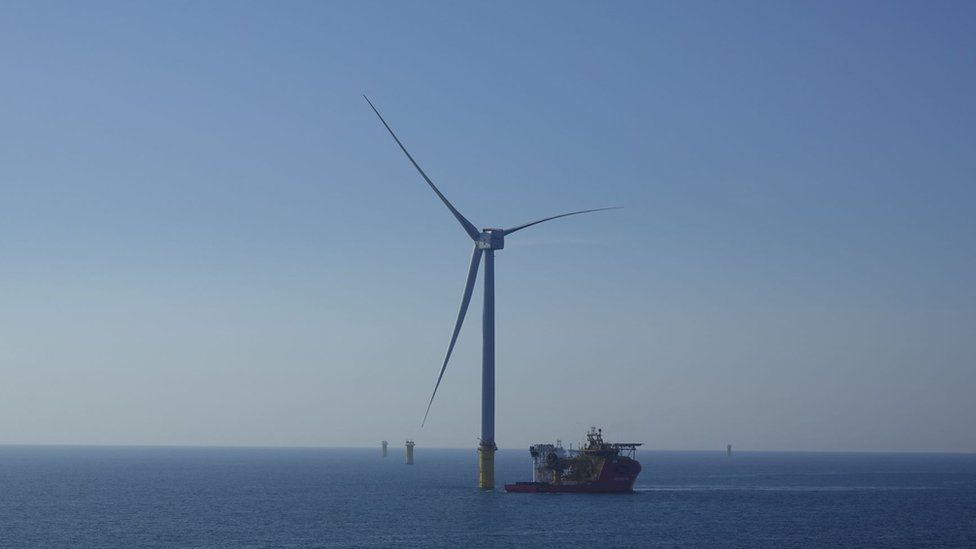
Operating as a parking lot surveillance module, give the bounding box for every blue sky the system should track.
[1,1,974,451]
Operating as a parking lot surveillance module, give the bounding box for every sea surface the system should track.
[1,446,974,548]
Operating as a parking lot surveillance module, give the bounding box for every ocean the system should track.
[1,446,974,548]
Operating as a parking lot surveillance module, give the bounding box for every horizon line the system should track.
[1,443,974,456]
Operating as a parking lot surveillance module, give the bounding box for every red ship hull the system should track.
[505,456,641,493]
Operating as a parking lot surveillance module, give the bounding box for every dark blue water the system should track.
[1,447,974,548]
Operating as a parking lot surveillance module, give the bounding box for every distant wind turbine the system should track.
[365,95,618,489]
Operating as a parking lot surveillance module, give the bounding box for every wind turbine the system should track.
[365,96,617,489]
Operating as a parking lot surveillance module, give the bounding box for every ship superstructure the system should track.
[506,427,642,493]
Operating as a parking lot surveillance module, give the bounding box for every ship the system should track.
[504,427,642,493]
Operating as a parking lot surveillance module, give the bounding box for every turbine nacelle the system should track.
[476,229,505,250]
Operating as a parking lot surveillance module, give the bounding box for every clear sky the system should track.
[2,1,974,452]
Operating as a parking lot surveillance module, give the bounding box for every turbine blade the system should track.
[422,245,483,426]
[503,207,621,235]
[363,95,480,240]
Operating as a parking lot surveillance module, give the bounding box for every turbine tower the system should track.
[365,96,617,489]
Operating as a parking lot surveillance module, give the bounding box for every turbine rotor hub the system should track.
[477,229,505,250]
